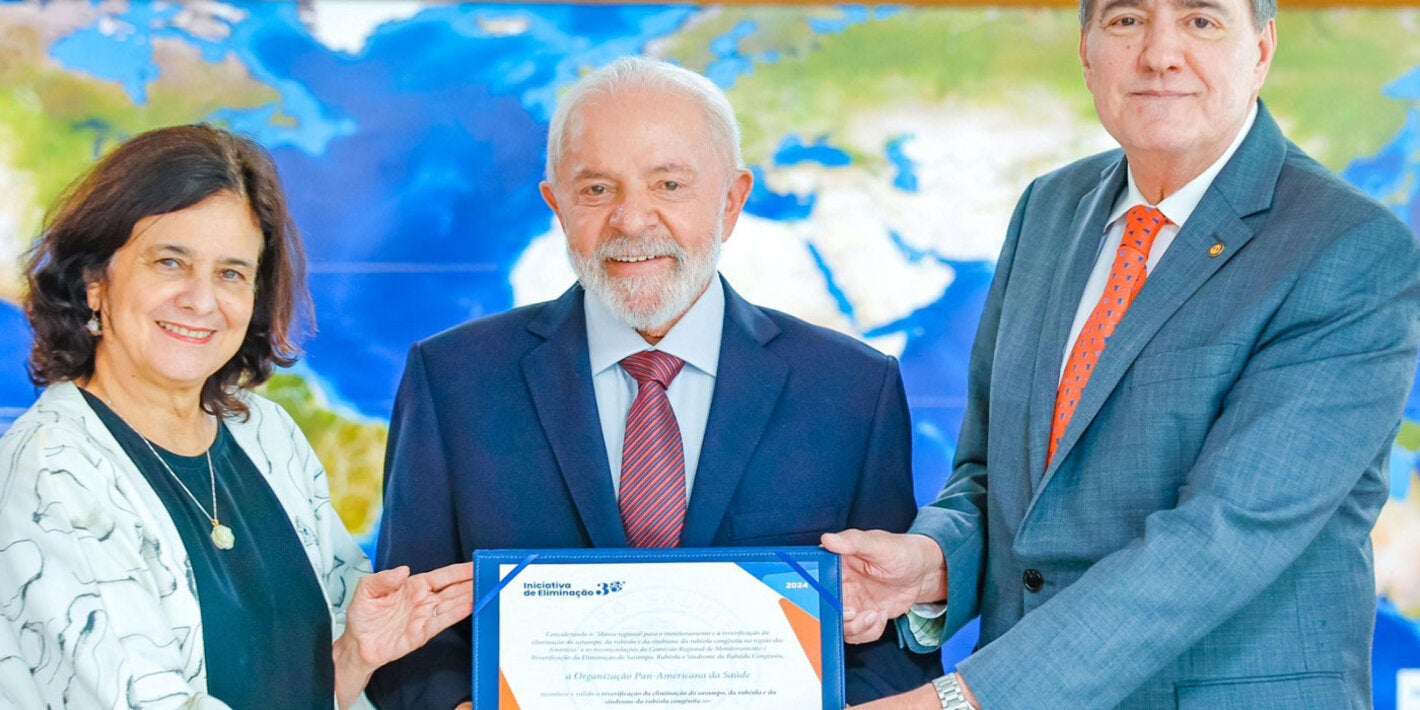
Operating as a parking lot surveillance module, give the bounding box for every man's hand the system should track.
[821,530,947,643]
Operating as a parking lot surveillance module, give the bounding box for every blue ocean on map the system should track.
[3,2,1419,703]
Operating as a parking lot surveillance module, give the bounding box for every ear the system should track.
[1253,19,1277,90]
[539,181,567,231]
[719,168,755,242]
[85,274,104,312]
[1078,27,1091,73]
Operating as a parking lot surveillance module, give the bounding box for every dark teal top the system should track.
[83,390,334,709]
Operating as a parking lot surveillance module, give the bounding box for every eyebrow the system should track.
[650,162,696,176]
[569,163,699,182]
[152,243,257,270]
[1174,0,1234,15]
[1097,0,1233,16]
[221,256,258,270]
[571,168,613,182]
[151,243,192,259]
[1096,0,1143,17]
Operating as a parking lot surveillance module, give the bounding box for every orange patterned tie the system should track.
[1048,205,1170,466]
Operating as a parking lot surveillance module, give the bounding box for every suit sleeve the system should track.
[366,343,472,709]
[901,180,1036,646]
[841,354,947,701]
[958,215,1420,707]
[845,355,919,531]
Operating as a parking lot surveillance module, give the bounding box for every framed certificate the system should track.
[472,547,845,709]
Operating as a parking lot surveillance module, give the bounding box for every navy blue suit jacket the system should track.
[368,278,941,708]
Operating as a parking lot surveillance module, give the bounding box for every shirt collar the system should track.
[1109,101,1259,228]
[585,275,725,377]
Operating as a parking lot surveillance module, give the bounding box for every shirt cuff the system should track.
[911,601,947,619]
[901,604,947,651]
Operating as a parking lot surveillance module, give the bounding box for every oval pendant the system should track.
[211,523,236,550]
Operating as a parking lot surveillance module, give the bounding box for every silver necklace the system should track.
[139,436,235,550]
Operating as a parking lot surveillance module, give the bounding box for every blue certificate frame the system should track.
[472,546,845,709]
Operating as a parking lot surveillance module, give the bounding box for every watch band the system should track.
[932,674,973,710]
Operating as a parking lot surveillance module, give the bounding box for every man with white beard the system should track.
[367,57,943,709]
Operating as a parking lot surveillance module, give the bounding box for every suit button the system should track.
[1023,569,1044,592]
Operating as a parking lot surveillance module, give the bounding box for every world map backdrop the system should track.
[2,1,1419,706]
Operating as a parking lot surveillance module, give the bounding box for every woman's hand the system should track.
[333,562,474,708]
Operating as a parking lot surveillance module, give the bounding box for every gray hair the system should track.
[1078,0,1275,29]
[544,56,744,186]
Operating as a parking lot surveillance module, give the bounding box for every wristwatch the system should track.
[931,674,974,710]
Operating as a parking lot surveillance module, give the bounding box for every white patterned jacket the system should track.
[0,381,374,709]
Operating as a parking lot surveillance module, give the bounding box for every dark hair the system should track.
[24,124,311,418]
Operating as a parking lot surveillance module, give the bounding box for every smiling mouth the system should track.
[609,255,668,263]
[158,321,216,340]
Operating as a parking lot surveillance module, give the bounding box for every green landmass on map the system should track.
[665,8,1088,169]
[259,373,388,537]
[662,8,1420,175]
[0,6,279,300]
[1267,10,1420,172]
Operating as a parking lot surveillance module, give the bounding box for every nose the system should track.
[174,270,219,314]
[1138,21,1184,74]
[608,189,658,234]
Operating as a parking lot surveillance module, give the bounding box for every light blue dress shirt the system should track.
[584,276,724,500]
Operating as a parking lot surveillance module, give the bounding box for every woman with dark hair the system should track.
[0,124,470,708]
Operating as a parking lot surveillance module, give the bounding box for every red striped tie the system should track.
[619,350,687,548]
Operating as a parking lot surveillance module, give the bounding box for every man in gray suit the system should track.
[825,0,1420,706]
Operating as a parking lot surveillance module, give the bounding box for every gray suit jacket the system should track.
[909,103,1420,708]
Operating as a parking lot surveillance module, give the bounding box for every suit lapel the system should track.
[1026,160,1129,486]
[522,286,627,547]
[679,279,788,547]
[1035,104,1287,495]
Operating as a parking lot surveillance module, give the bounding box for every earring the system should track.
[85,313,101,336]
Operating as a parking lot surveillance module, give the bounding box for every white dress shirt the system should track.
[1059,102,1258,379]
[912,104,1261,629]
[585,276,724,500]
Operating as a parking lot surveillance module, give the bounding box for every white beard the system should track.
[569,224,722,333]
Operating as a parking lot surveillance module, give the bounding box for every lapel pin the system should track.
[1208,242,1225,258]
